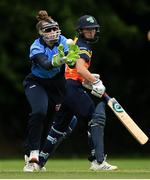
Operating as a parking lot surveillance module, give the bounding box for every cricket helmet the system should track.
[76,15,100,31]
[36,11,61,43]
[76,15,100,43]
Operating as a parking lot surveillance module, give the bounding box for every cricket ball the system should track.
[66,38,74,45]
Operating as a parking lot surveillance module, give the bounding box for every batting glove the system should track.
[91,79,106,98]
[82,73,100,90]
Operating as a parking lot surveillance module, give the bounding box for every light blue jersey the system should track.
[29,35,69,78]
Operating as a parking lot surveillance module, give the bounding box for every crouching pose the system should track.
[24,15,118,172]
[23,10,80,172]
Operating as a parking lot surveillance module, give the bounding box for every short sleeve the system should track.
[29,39,45,59]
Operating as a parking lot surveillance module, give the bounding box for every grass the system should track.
[0,157,150,179]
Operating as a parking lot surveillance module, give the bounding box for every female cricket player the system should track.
[23,10,79,172]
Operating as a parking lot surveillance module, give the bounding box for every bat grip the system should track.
[103,92,111,102]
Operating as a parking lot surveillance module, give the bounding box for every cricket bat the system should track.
[103,93,149,145]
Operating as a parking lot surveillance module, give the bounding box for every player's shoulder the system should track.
[30,38,45,49]
[29,38,46,58]
[76,37,91,51]
[59,35,67,43]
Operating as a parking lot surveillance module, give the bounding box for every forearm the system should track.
[76,59,97,82]
[78,68,96,82]
[31,54,53,70]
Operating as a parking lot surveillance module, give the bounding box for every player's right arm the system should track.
[76,58,105,97]
[76,58,97,82]
[30,41,66,70]
[30,40,54,70]
[31,37,80,69]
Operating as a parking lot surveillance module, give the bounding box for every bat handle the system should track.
[103,92,111,102]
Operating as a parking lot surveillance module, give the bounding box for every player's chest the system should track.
[44,47,58,60]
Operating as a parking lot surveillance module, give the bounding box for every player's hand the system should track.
[66,52,80,66]
[82,80,92,90]
[82,73,100,90]
[65,44,80,66]
[52,56,67,67]
[52,44,66,67]
[91,79,106,98]
[58,44,65,57]
[92,73,100,79]
[52,44,80,67]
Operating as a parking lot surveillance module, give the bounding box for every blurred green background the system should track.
[0,0,150,158]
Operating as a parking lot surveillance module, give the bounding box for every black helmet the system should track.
[76,15,100,43]
[76,15,100,31]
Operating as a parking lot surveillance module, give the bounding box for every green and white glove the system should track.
[51,44,66,67]
[66,44,80,66]
[58,44,65,57]
[52,44,80,67]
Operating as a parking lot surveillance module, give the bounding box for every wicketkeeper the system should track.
[23,10,80,172]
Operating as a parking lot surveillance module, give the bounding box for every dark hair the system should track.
[36,10,54,31]
[36,10,51,21]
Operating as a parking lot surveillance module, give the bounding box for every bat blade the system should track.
[107,97,148,145]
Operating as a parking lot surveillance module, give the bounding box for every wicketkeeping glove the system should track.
[91,79,106,98]
[65,44,80,66]
[51,44,66,67]
[52,44,80,67]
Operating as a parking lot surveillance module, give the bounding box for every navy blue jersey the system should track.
[76,37,92,62]
[29,35,69,78]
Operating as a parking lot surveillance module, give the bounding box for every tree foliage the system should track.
[0,0,150,156]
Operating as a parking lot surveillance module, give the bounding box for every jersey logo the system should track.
[112,101,124,113]
[87,17,94,23]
